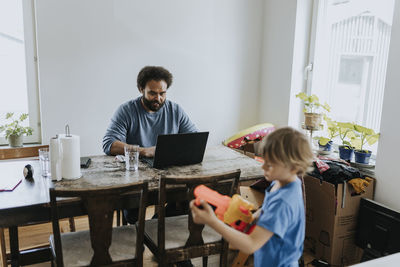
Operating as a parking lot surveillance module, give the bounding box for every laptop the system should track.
[141,132,209,169]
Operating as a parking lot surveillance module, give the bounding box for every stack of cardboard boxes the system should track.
[304,175,375,266]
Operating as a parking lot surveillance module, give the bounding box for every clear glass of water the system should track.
[38,148,50,177]
[124,144,139,171]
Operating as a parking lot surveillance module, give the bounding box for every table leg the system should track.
[9,226,19,267]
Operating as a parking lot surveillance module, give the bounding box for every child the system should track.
[190,127,314,267]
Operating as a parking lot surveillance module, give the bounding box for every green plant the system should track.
[337,122,356,147]
[314,116,339,145]
[351,124,380,152]
[296,92,331,114]
[0,113,33,139]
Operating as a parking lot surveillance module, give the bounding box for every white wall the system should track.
[258,0,297,126]
[34,0,264,156]
[374,1,400,210]
[258,0,313,128]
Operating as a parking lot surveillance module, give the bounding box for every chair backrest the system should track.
[299,175,306,212]
[50,181,148,267]
[0,145,49,160]
[157,169,241,252]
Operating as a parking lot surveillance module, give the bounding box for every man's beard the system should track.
[142,97,165,112]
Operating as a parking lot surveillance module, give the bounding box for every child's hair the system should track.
[260,127,314,175]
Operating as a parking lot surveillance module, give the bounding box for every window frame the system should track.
[304,0,320,96]
[0,0,41,145]
[305,0,325,97]
[305,0,394,154]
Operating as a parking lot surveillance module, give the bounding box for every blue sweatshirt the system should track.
[102,97,198,155]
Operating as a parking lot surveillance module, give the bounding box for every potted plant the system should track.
[314,116,339,152]
[351,124,380,164]
[0,113,33,147]
[337,122,356,161]
[296,92,331,129]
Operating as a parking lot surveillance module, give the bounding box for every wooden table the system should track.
[0,145,264,266]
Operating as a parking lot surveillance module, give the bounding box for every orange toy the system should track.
[194,185,255,233]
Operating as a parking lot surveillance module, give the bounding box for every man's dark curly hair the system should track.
[137,66,173,91]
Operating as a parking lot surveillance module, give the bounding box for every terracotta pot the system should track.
[304,113,322,129]
[8,134,23,147]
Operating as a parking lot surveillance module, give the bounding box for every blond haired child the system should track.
[190,127,314,267]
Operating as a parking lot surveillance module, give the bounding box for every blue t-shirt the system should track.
[254,178,305,267]
[102,97,198,155]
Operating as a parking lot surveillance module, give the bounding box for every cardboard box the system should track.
[239,186,265,208]
[304,175,375,266]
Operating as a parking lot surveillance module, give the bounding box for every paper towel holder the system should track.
[65,124,72,137]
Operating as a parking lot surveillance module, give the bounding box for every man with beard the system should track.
[103,66,198,266]
[102,66,198,157]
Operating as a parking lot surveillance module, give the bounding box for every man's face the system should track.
[140,80,167,112]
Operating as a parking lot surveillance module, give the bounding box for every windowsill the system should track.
[0,144,49,160]
[0,143,43,148]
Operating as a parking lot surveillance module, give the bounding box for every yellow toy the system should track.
[194,185,255,232]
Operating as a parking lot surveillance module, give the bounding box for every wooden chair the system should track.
[143,169,241,267]
[0,228,6,267]
[49,181,148,267]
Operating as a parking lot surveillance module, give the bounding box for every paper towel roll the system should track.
[59,134,81,180]
[50,137,62,181]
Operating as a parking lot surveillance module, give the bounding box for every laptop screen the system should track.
[150,132,209,169]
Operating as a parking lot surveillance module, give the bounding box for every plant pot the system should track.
[319,140,333,151]
[8,134,24,147]
[304,113,322,129]
[339,145,354,161]
[354,150,372,164]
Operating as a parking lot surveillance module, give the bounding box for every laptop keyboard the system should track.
[141,157,154,167]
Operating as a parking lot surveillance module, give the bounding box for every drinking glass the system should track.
[38,148,50,177]
[124,145,139,171]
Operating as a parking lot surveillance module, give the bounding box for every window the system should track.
[0,0,41,145]
[307,0,395,152]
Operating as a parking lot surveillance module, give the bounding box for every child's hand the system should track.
[190,199,217,225]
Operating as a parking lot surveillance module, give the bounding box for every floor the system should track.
[2,207,251,267]
[26,251,228,267]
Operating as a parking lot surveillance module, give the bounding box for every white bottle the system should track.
[50,135,63,181]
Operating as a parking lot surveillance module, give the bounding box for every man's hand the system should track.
[190,199,217,225]
[140,146,156,157]
[111,141,156,157]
